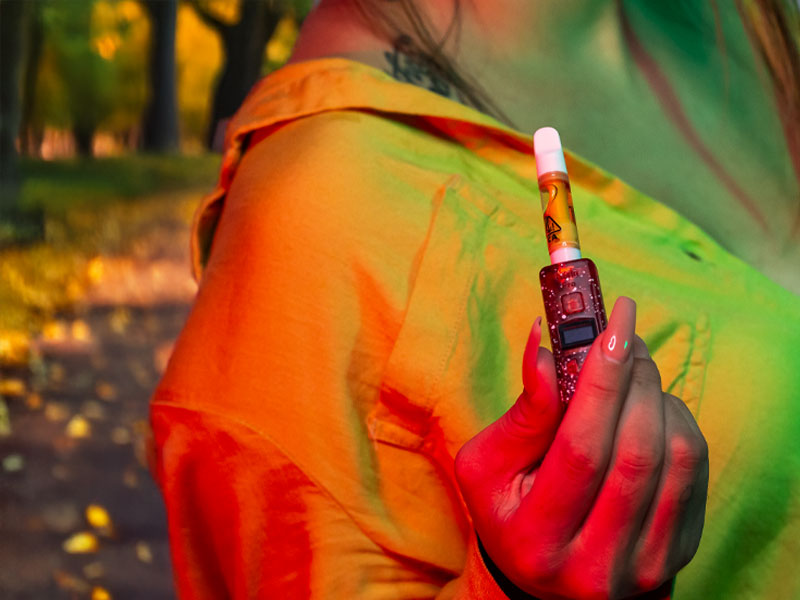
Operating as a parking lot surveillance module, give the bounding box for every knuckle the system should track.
[560,436,604,477]
[669,433,708,472]
[616,440,664,479]
[582,376,620,403]
[630,357,662,390]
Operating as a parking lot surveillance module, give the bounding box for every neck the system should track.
[289,1,640,118]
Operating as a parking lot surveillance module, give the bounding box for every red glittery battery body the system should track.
[539,258,607,403]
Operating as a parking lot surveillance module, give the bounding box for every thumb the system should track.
[456,318,564,490]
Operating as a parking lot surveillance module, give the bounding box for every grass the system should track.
[0,153,221,364]
[20,153,221,213]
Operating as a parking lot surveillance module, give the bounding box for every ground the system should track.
[1,156,218,599]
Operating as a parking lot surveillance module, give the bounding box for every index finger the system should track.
[520,296,637,545]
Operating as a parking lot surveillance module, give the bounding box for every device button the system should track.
[566,358,580,375]
[561,292,585,315]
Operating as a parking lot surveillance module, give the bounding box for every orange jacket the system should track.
[151,58,800,598]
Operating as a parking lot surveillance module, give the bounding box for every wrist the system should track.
[475,535,674,600]
[476,534,542,600]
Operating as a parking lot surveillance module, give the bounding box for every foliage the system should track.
[175,4,223,147]
[34,0,149,142]
[26,0,313,149]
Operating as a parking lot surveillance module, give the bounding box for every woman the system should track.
[150,1,800,598]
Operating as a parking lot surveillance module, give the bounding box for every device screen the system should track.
[558,318,598,350]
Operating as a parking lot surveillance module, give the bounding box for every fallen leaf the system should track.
[85,504,112,530]
[66,415,91,439]
[53,569,90,593]
[2,453,24,472]
[135,540,153,564]
[111,426,131,445]
[62,531,99,554]
[71,320,92,342]
[0,378,25,397]
[25,392,42,409]
[44,402,70,422]
[43,321,68,341]
[91,586,112,600]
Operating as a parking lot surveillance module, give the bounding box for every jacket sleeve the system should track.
[149,113,512,599]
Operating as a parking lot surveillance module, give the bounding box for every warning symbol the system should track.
[545,215,561,242]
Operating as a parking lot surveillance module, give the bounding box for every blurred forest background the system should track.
[0,1,311,597]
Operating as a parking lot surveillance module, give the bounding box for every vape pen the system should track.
[534,127,607,403]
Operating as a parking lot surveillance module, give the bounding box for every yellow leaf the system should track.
[0,330,30,364]
[66,415,91,439]
[135,540,153,564]
[25,392,42,410]
[85,504,112,529]
[2,453,24,472]
[43,321,67,341]
[91,585,112,600]
[87,257,105,283]
[0,378,25,397]
[71,320,92,342]
[63,531,99,554]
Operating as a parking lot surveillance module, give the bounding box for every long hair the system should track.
[348,0,800,199]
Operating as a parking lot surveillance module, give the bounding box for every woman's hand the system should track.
[454,297,709,600]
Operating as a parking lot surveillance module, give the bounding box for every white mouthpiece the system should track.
[533,127,568,176]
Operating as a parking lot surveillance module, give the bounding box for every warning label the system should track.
[545,215,562,242]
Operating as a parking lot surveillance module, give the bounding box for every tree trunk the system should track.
[19,0,43,157]
[0,0,26,208]
[141,0,179,152]
[73,126,94,157]
[205,0,281,149]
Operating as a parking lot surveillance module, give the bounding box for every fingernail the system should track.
[603,297,635,363]
[522,317,543,393]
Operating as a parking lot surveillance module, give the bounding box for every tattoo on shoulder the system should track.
[383,34,468,104]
